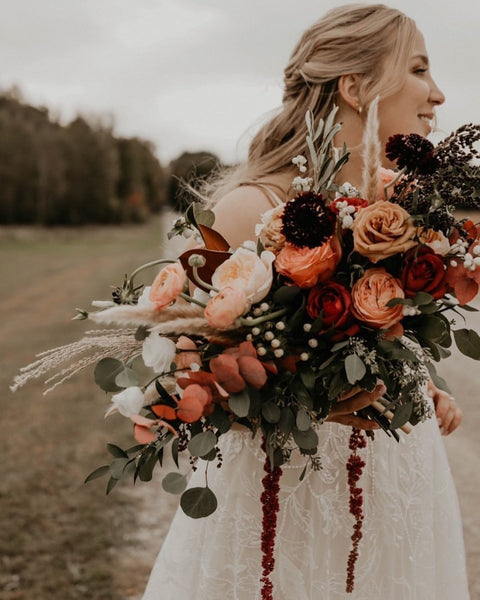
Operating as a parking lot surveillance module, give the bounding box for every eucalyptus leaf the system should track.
[412,292,434,306]
[188,431,217,457]
[228,389,250,418]
[171,438,180,468]
[110,457,130,480]
[273,285,301,306]
[278,407,295,434]
[94,357,124,392]
[106,476,119,495]
[162,472,188,495]
[209,404,232,433]
[106,443,128,459]
[296,409,311,432]
[292,426,318,450]
[453,328,480,359]
[390,403,413,429]
[195,208,215,228]
[180,486,218,518]
[84,464,109,484]
[138,449,158,482]
[115,367,139,388]
[344,354,366,385]
[262,401,282,423]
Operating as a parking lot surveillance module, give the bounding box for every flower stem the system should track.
[239,308,289,327]
[383,167,406,200]
[130,259,177,283]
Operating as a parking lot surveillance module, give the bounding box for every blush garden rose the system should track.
[351,268,405,329]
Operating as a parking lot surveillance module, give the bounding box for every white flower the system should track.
[292,176,313,192]
[241,240,257,252]
[142,332,177,373]
[105,386,145,418]
[137,286,155,309]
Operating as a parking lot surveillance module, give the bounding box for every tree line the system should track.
[0,89,221,225]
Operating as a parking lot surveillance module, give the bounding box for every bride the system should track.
[143,4,469,599]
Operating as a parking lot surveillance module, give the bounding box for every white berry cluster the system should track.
[292,154,308,173]
[449,240,480,271]
[333,200,356,229]
[292,176,313,192]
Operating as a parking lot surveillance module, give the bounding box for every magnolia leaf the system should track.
[228,389,250,418]
[94,357,124,392]
[188,431,217,457]
[84,464,109,484]
[390,403,413,429]
[115,367,139,388]
[180,486,218,519]
[261,401,281,423]
[162,472,188,495]
[292,426,318,450]
[344,354,366,385]
[197,224,230,251]
[179,248,231,292]
[296,409,311,432]
[453,328,480,360]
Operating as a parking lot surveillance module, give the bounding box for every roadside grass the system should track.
[0,220,169,600]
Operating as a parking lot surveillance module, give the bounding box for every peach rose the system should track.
[149,262,186,309]
[212,247,275,304]
[377,167,398,200]
[255,204,286,250]
[417,227,450,256]
[351,268,405,329]
[204,286,248,330]
[175,336,202,370]
[353,200,416,263]
[274,236,342,288]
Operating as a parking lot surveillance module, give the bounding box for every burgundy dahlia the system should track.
[281,192,336,248]
[385,133,439,175]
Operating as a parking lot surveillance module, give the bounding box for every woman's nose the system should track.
[430,78,445,106]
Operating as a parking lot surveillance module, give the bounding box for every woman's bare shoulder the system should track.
[212,185,276,249]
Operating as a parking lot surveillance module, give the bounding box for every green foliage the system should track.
[180,486,218,519]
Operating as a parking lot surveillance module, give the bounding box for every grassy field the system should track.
[1,220,479,599]
[0,220,178,600]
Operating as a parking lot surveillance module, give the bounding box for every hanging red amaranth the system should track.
[345,427,367,593]
[260,440,282,600]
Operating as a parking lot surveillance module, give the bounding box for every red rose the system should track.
[306,282,359,339]
[401,246,446,299]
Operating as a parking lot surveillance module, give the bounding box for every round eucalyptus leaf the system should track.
[188,431,217,457]
[228,389,250,417]
[162,472,188,495]
[293,426,319,450]
[115,367,139,388]
[180,486,218,518]
[262,401,281,423]
[296,408,311,432]
[94,357,124,392]
[344,354,366,385]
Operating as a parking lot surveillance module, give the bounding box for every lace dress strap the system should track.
[238,181,286,208]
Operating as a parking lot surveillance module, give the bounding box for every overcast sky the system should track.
[1,0,479,164]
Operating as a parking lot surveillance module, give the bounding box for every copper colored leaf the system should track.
[179,248,231,292]
[198,224,230,251]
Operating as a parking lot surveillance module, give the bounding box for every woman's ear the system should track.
[337,74,363,112]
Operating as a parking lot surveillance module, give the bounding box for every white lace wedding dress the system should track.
[142,402,470,600]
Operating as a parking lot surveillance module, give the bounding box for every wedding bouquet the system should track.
[12,104,480,595]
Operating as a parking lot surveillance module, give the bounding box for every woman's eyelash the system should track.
[414,67,428,74]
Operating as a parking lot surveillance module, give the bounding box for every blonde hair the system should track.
[203,3,417,204]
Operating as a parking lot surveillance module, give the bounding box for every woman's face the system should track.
[378,29,445,153]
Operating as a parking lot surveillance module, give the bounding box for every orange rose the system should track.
[351,268,405,329]
[149,263,186,309]
[353,200,416,262]
[274,236,342,288]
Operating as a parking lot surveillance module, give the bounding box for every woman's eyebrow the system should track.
[411,53,430,66]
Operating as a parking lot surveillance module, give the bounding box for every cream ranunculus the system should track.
[417,227,451,256]
[142,331,177,373]
[105,386,145,417]
[353,200,417,262]
[212,247,275,304]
